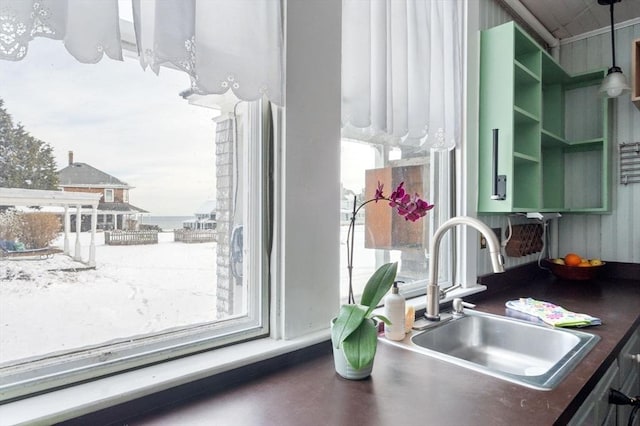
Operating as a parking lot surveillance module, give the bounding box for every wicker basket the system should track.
[545,259,605,281]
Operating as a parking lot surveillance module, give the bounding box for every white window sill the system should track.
[0,330,330,425]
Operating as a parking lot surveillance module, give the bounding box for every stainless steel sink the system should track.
[381,309,599,390]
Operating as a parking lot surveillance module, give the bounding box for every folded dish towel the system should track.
[505,298,601,327]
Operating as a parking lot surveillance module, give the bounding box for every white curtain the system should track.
[0,0,123,63]
[132,0,283,105]
[342,0,464,151]
[0,0,284,105]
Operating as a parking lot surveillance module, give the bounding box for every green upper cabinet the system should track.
[478,22,610,214]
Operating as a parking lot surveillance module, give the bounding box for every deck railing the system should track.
[174,229,216,243]
[104,230,159,246]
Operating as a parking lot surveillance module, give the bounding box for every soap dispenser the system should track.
[384,281,406,341]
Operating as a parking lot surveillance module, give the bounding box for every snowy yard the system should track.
[0,232,217,364]
[0,226,379,365]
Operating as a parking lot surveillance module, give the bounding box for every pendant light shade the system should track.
[599,66,631,97]
[598,0,630,98]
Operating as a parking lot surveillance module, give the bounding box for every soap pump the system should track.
[384,281,406,341]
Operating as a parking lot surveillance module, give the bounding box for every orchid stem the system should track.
[347,195,356,304]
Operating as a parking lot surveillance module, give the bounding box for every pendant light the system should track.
[598,0,631,98]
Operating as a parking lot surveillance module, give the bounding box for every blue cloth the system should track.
[0,240,16,251]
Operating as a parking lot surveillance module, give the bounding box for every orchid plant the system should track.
[346,181,434,303]
[332,181,433,371]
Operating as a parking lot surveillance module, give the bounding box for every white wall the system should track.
[558,23,640,263]
[279,0,342,339]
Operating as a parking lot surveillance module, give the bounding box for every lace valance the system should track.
[0,0,284,105]
[0,0,123,63]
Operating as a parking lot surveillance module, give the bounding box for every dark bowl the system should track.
[545,259,605,281]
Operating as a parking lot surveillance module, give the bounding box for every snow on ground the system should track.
[0,226,380,365]
[0,232,217,363]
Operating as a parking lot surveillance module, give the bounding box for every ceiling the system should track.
[509,0,640,40]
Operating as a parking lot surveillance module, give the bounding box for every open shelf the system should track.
[541,129,566,147]
[515,60,541,83]
[542,83,563,136]
[514,152,539,163]
[513,161,540,210]
[478,21,609,214]
[514,67,541,118]
[563,147,604,210]
[541,146,564,210]
[541,53,569,85]
[514,105,539,123]
[565,138,604,151]
[514,27,540,77]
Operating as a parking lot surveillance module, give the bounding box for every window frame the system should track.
[337,142,457,303]
[0,1,482,420]
[104,188,114,202]
[0,88,271,404]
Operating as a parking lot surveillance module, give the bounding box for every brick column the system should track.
[215,118,236,318]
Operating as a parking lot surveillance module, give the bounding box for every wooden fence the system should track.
[174,229,216,243]
[104,230,159,246]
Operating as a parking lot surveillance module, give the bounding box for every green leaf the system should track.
[360,262,397,316]
[342,318,378,369]
[331,304,366,348]
[371,313,391,326]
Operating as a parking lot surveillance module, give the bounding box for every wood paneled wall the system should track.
[558,23,640,264]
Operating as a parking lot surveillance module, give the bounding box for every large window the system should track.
[0,34,270,399]
[0,2,467,418]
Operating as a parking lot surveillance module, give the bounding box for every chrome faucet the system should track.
[425,216,505,321]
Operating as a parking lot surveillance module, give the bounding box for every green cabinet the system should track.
[478,22,610,214]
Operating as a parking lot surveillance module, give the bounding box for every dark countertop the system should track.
[87,263,640,426]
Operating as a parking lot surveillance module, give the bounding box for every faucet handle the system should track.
[452,298,476,317]
[439,284,461,299]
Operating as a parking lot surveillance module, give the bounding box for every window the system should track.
[339,0,464,302]
[339,141,455,302]
[0,2,468,417]
[0,36,270,399]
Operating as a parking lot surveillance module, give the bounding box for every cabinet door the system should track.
[569,362,619,426]
[617,328,640,426]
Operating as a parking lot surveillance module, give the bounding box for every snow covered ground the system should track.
[0,226,378,365]
[0,232,217,363]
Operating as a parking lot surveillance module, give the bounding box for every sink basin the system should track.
[382,309,599,390]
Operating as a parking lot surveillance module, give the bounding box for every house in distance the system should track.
[57,151,147,231]
[182,199,216,230]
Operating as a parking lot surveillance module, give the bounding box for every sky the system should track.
[0,24,375,215]
[0,38,218,216]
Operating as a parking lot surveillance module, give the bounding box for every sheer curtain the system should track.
[0,0,284,105]
[0,0,122,63]
[132,0,283,105]
[341,0,463,151]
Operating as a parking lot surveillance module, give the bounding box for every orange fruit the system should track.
[564,253,582,267]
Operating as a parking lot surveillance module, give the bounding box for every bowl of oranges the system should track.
[546,253,605,281]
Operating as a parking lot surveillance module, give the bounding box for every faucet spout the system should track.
[425,216,504,321]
